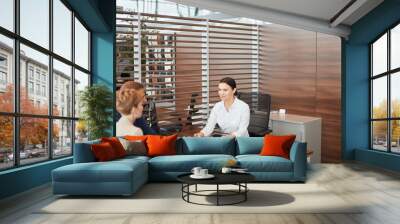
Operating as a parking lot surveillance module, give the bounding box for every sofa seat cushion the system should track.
[236,155,293,172]
[117,155,150,163]
[53,159,147,183]
[236,137,263,155]
[149,154,235,172]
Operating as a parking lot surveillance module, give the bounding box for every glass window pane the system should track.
[372,77,387,119]
[0,35,14,112]
[20,117,49,165]
[391,24,400,70]
[53,59,72,117]
[0,116,14,170]
[75,18,89,70]
[53,0,72,60]
[391,120,400,153]
[0,0,14,31]
[20,44,49,115]
[53,119,72,158]
[20,0,49,49]
[372,33,387,76]
[372,121,388,151]
[74,69,89,118]
[391,72,400,118]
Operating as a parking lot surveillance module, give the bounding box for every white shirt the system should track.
[201,98,250,137]
[116,116,143,136]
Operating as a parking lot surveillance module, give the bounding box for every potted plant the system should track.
[79,84,113,140]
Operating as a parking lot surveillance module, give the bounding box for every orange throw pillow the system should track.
[259,134,296,159]
[91,142,117,161]
[124,135,148,142]
[101,137,126,158]
[146,134,178,157]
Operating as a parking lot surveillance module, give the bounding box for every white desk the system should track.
[270,113,322,163]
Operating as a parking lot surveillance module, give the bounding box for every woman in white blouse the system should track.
[194,77,250,137]
[116,82,145,136]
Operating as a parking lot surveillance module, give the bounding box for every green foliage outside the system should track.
[79,84,113,140]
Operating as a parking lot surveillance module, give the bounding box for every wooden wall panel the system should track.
[260,25,317,116]
[316,33,342,163]
[260,24,342,163]
[173,35,203,125]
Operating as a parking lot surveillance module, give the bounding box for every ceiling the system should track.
[168,0,384,38]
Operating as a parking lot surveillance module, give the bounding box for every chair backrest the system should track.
[142,100,158,129]
[143,99,183,135]
[238,92,271,137]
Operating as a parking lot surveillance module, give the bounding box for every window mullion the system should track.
[14,0,21,166]
[49,0,54,160]
[388,30,391,152]
[71,10,76,152]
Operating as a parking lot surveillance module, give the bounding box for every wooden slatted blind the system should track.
[116,11,258,132]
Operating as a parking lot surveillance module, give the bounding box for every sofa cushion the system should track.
[260,134,296,159]
[124,135,148,141]
[147,134,178,157]
[115,155,150,163]
[178,137,236,155]
[91,142,118,161]
[236,155,293,172]
[119,138,147,156]
[236,137,263,155]
[148,154,235,172]
[101,137,127,158]
[53,159,147,183]
[73,139,100,163]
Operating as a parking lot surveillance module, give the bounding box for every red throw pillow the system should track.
[101,137,126,158]
[259,134,296,159]
[146,134,178,157]
[91,142,117,161]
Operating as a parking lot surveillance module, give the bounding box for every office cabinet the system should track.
[270,113,321,163]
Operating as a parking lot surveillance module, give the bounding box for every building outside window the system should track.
[0,55,7,90]
[0,71,7,89]
[41,73,46,83]
[41,85,46,97]
[35,83,40,95]
[28,66,34,80]
[35,70,40,81]
[28,81,34,94]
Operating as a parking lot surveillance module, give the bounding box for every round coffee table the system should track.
[177,173,255,206]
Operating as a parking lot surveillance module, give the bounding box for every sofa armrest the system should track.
[73,140,100,163]
[289,141,307,181]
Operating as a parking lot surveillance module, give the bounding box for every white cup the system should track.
[221,167,232,174]
[200,169,208,176]
[279,109,286,114]
[191,167,202,176]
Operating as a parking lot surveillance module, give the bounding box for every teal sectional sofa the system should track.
[52,137,307,196]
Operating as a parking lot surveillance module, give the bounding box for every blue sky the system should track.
[0,0,89,74]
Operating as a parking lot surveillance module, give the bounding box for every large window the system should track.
[0,0,91,171]
[371,23,400,153]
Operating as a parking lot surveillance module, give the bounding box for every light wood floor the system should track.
[1,162,400,224]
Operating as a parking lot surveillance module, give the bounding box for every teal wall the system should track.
[0,0,116,200]
[344,0,400,171]
[0,158,72,199]
[91,0,116,136]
